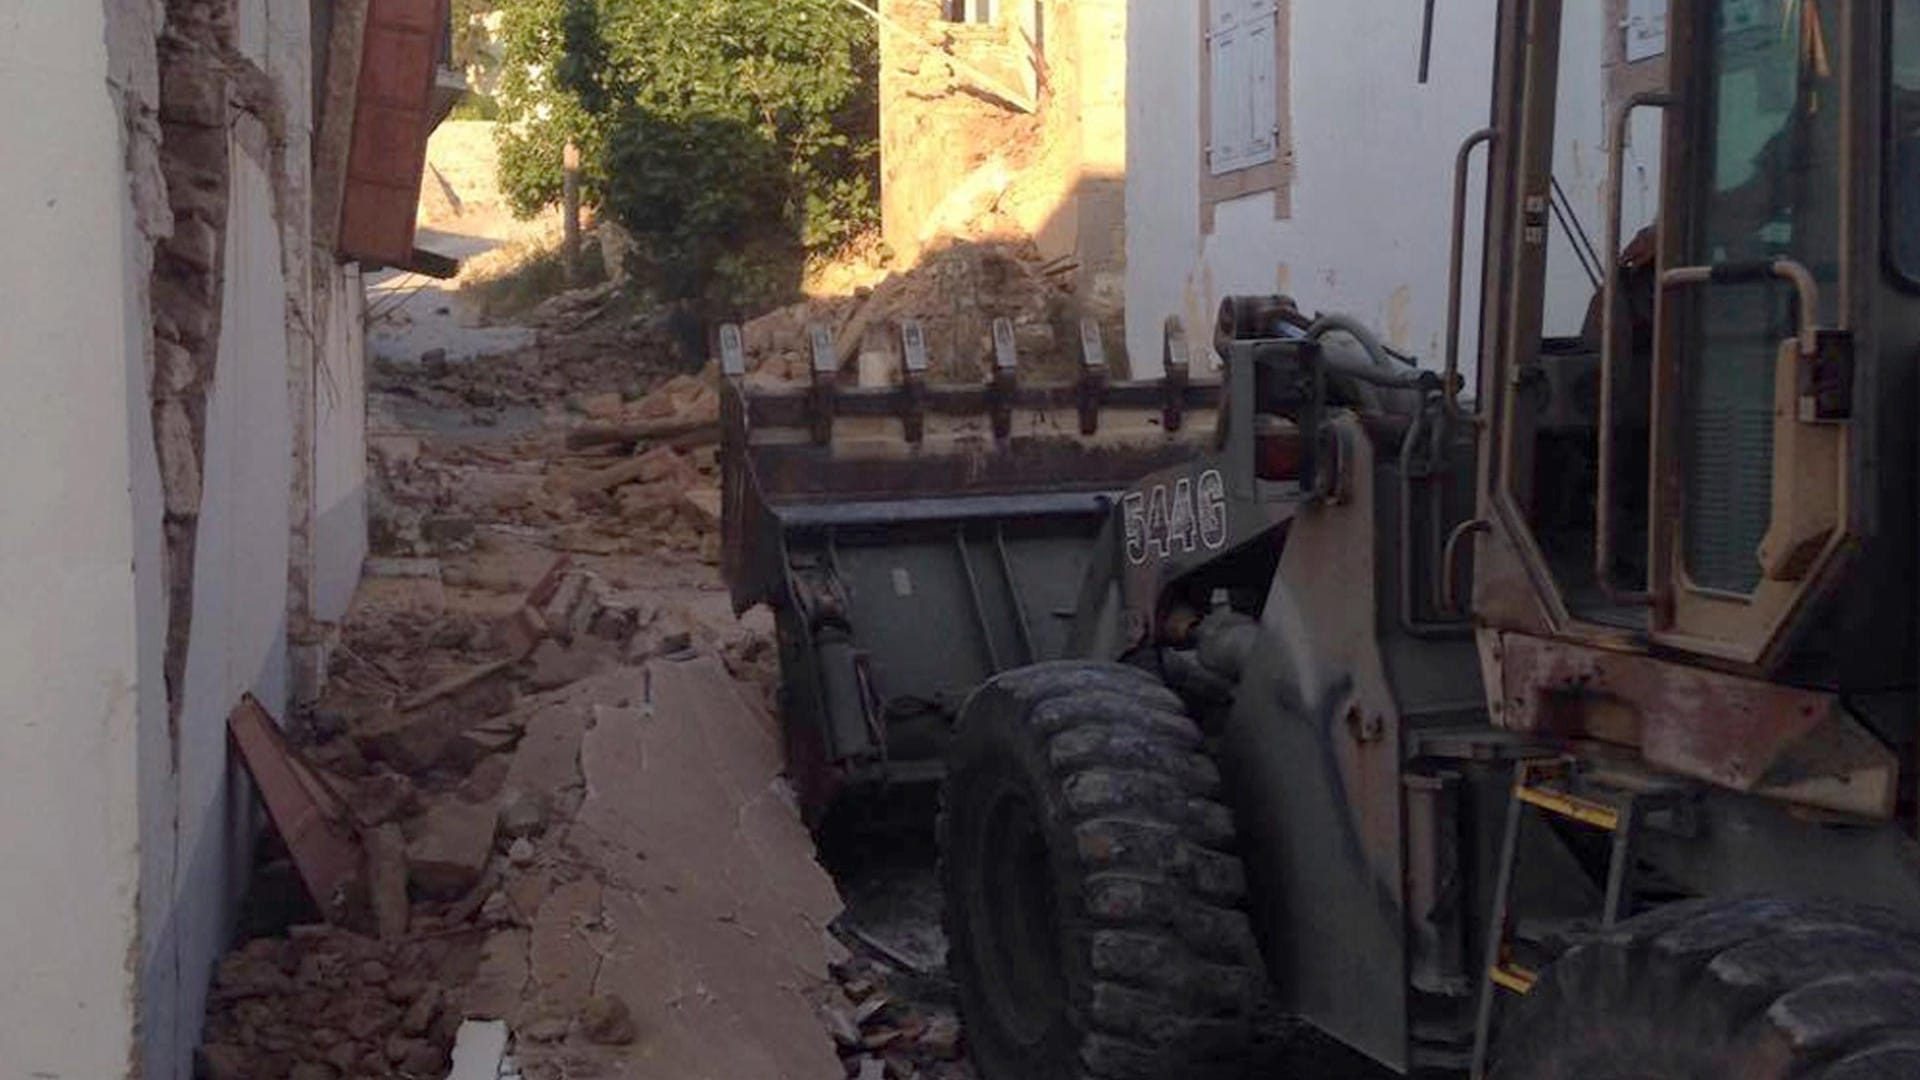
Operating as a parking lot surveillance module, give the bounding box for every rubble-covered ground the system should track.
[197,278,988,1078]
[200,149,1393,1072]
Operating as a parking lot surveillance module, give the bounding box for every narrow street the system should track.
[15,5,1915,1079]
[195,261,985,1077]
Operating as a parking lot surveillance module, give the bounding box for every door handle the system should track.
[1658,259,1822,358]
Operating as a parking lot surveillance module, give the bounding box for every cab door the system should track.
[1642,0,1860,667]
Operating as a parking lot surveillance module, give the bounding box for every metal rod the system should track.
[990,524,1037,663]
[1470,768,1531,1079]
[954,527,1003,673]
[1444,128,1498,422]
[1594,92,1672,608]
[1550,174,1603,286]
[1547,181,1602,289]
[1419,0,1438,83]
[1602,799,1641,927]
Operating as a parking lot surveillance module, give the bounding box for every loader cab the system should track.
[1474,0,1920,681]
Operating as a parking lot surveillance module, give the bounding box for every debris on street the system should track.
[199,294,851,1078]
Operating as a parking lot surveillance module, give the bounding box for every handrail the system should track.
[1659,260,1822,357]
[1444,128,1498,422]
[1439,518,1491,615]
[1593,92,1673,607]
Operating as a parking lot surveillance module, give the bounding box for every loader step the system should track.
[1470,757,1689,1077]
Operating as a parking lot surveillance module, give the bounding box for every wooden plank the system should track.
[228,696,365,924]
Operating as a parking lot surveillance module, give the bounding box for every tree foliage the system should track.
[494,0,878,305]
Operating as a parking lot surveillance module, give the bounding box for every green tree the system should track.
[493,0,878,305]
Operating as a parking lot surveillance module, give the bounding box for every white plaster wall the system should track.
[0,3,149,1074]
[140,141,300,1080]
[315,261,369,625]
[140,0,371,1072]
[1124,1,1657,381]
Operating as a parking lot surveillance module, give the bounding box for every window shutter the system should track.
[1209,0,1279,176]
[1243,0,1278,167]
[1209,0,1248,175]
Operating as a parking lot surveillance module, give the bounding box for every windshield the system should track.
[1893,0,1919,285]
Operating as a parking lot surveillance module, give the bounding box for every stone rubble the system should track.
[204,216,995,1077]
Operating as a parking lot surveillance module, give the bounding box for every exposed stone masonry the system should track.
[149,0,237,740]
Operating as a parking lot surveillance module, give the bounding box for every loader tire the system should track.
[938,662,1264,1080]
[1489,896,1920,1079]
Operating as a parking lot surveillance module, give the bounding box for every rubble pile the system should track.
[368,315,682,422]
[824,954,974,1080]
[197,927,463,1080]
[205,555,755,1078]
[202,331,821,1077]
[205,225,997,1075]
[742,240,1101,387]
[369,365,726,562]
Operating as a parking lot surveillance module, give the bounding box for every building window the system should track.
[1201,0,1290,229]
[946,0,993,24]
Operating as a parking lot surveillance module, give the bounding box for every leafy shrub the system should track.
[494,0,878,306]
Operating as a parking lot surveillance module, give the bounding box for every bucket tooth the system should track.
[1163,315,1192,433]
[990,316,1019,439]
[1077,317,1109,436]
[899,319,929,444]
[717,322,746,379]
[808,322,837,445]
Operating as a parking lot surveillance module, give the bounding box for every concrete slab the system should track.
[560,654,846,1078]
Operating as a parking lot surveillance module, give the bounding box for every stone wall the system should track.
[877,0,1128,318]
[150,0,238,746]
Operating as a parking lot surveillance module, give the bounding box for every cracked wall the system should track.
[1,0,370,1072]
[150,0,236,754]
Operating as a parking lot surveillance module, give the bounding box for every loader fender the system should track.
[1219,412,1411,1071]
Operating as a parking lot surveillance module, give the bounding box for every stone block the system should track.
[406,797,499,899]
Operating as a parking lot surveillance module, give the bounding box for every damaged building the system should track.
[876,0,1128,344]
[0,1,455,1076]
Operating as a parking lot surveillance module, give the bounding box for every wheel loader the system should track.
[719,0,1920,1075]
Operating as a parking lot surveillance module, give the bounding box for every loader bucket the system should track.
[716,316,1220,818]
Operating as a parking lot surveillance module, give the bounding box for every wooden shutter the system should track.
[1210,0,1279,176]
[1209,0,1248,175]
[338,0,449,265]
[1243,0,1278,168]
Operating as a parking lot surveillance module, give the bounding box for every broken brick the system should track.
[579,994,637,1045]
[406,797,499,900]
[355,706,458,774]
[366,823,410,942]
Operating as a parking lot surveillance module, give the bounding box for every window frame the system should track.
[1199,0,1292,231]
[945,0,994,25]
